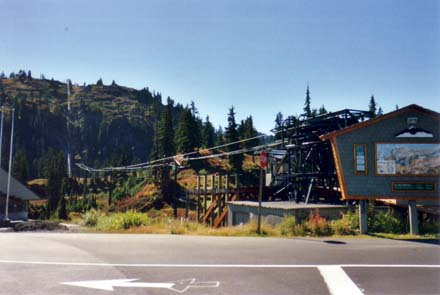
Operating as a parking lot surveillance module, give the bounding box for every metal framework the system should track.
[269,109,371,203]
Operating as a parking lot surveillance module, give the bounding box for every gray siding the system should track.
[335,110,440,199]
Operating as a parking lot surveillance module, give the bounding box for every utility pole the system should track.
[257,150,267,235]
[173,164,178,218]
[0,106,4,167]
[5,108,15,221]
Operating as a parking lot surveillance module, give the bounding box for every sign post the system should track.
[257,150,267,235]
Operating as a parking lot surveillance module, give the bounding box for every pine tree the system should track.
[274,112,284,140]
[202,116,215,148]
[318,105,327,115]
[225,106,243,172]
[216,126,225,146]
[44,150,67,212]
[242,116,258,148]
[377,107,383,116]
[56,194,68,220]
[96,78,103,86]
[304,85,312,118]
[175,108,195,153]
[13,149,28,182]
[158,101,175,158]
[369,95,377,118]
[151,100,175,203]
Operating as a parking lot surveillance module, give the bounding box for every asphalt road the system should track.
[0,233,439,295]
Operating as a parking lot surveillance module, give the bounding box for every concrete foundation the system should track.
[227,201,347,226]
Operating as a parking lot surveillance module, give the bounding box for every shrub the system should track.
[420,221,440,235]
[330,210,358,235]
[371,210,404,234]
[82,209,101,227]
[95,210,151,231]
[276,216,304,236]
[304,211,332,236]
[278,216,297,236]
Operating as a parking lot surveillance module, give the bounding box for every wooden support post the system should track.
[211,174,216,226]
[359,200,368,234]
[225,174,230,226]
[185,192,189,219]
[196,174,200,222]
[173,165,178,219]
[408,200,419,235]
[204,175,208,221]
[218,175,223,225]
[257,167,263,235]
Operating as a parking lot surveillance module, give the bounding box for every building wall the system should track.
[334,109,440,199]
[227,203,346,226]
[0,196,29,220]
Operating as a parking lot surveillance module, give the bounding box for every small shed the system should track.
[321,104,440,233]
[0,168,40,220]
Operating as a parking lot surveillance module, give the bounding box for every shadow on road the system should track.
[370,234,440,246]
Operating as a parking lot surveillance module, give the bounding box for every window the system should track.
[354,144,367,175]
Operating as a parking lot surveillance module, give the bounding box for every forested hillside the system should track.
[0,71,184,179]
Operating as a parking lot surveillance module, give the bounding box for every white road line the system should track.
[318,265,363,295]
[0,260,439,268]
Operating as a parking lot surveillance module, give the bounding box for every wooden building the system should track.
[321,104,440,233]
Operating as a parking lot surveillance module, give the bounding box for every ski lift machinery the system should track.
[268,109,370,203]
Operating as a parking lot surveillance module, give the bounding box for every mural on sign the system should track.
[376,143,440,176]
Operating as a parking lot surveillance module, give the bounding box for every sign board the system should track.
[268,149,287,160]
[260,150,267,169]
[392,182,436,192]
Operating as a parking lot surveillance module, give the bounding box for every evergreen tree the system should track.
[216,126,225,146]
[0,71,5,79]
[189,100,198,116]
[13,149,28,182]
[56,194,68,220]
[157,100,175,158]
[27,70,32,79]
[241,116,258,148]
[202,116,215,148]
[175,108,196,153]
[225,106,243,172]
[377,107,383,116]
[318,105,327,115]
[151,100,175,203]
[369,95,377,118]
[274,112,284,140]
[44,150,68,212]
[96,78,103,86]
[304,85,312,118]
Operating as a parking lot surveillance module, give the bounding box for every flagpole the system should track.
[5,108,15,221]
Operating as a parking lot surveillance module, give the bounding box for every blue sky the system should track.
[1,0,438,133]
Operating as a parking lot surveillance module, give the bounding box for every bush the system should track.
[277,216,306,236]
[304,212,332,236]
[371,210,404,234]
[95,210,151,230]
[330,210,358,235]
[420,221,440,235]
[81,209,101,227]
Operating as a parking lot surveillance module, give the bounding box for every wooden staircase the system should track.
[213,193,238,228]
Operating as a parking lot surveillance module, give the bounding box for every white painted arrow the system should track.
[62,278,220,293]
